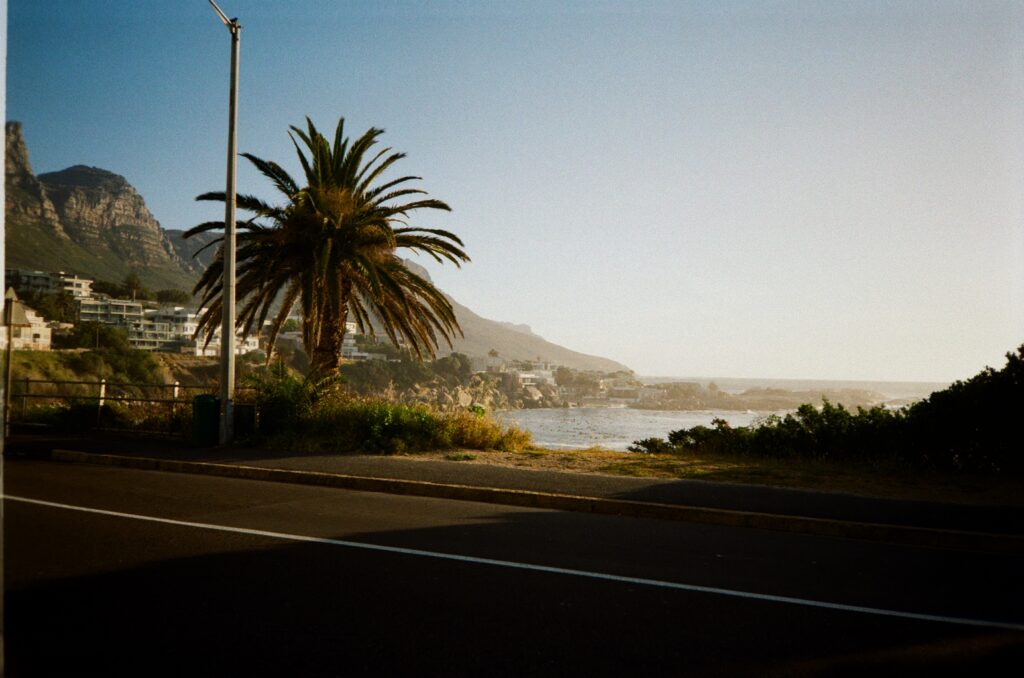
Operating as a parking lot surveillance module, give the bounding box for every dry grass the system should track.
[400,446,1024,507]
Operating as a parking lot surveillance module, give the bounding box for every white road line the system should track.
[6,493,1024,633]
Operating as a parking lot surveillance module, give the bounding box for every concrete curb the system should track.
[50,449,1024,555]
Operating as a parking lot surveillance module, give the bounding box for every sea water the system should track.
[493,379,944,452]
[494,407,766,451]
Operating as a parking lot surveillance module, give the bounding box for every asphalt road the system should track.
[4,459,1023,677]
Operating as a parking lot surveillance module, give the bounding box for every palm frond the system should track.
[189,115,468,379]
[241,153,298,196]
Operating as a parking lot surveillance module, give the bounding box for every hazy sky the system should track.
[6,1,1023,382]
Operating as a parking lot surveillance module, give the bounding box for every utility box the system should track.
[192,394,220,447]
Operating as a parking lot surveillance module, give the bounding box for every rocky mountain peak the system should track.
[5,121,34,183]
[5,121,196,290]
[4,122,628,371]
[39,164,132,191]
[5,121,63,233]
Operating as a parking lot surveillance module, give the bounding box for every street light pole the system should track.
[210,0,240,445]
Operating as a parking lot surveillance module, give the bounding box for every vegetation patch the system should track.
[629,345,1024,475]
[250,374,532,454]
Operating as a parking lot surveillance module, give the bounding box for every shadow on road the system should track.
[6,500,1024,677]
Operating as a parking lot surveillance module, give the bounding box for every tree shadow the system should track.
[610,477,1024,535]
[6,502,1024,677]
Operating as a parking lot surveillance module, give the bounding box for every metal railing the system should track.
[7,377,255,435]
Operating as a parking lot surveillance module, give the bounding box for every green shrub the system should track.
[251,374,532,454]
[627,438,675,454]
[248,373,318,436]
[638,344,1024,474]
[36,401,134,432]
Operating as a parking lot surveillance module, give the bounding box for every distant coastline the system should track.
[637,376,948,404]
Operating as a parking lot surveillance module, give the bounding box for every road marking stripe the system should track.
[6,493,1024,632]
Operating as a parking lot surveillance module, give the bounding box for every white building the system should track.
[78,297,145,325]
[77,299,252,354]
[1,303,52,351]
[3,270,266,356]
[6,269,93,298]
[129,307,200,351]
[192,327,261,357]
[340,321,359,358]
[514,369,554,387]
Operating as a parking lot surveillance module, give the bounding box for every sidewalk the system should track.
[6,432,1024,553]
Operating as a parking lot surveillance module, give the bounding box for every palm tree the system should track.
[185,116,469,380]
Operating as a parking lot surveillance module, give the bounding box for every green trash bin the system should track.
[192,394,220,447]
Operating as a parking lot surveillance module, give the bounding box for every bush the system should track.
[33,401,135,432]
[634,344,1024,474]
[247,373,318,437]
[902,345,1024,472]
[53,323,131,352]
[627,438,675,454]
[442,409,532,452]
[156,289,191,304]
[248,373,531,454]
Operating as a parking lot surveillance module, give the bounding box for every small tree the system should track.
[156,289,191,304]
[23,290,77,323]
[53,322,131,352]
[122,271,150,300]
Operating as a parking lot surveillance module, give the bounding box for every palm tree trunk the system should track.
[308,282,351,381]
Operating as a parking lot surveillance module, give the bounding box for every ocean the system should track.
[494,407,766,451]
[495,378,946,451]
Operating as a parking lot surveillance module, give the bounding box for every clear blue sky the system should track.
[7,0,1023,382]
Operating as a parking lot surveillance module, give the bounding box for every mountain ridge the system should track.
[5,122,196,290]
[5,121,630,372]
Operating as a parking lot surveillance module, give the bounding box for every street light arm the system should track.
[208,0,234,28]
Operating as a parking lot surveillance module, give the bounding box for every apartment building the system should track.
[6,269,93,298]
[192,331,262,357]
[78,297,146,325]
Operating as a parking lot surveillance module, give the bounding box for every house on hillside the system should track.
[192,330,261,357]
[78,297,146,325]
[3,301,52,351]
[130,307,199,351]
[6,269,93,298]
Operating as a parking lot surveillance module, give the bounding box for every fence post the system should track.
[97,378,106,426]
[170,380,181,434]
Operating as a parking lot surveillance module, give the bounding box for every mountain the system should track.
[447,296,630,372]
[403,261,630,372]
[5,121,630,372]
[165,228,221,275]
[5,122,195,291]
